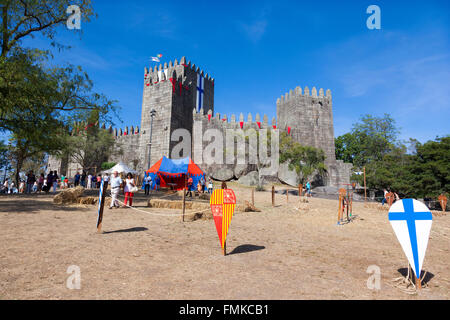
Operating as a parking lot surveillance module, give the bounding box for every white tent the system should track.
[103,162,137,174]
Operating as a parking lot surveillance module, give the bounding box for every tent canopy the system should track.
[104,161,137,174]
[145,156,205,190]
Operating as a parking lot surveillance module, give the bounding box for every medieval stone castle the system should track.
[47,56,351,186]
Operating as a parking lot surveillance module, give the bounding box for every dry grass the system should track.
[0,185,449,300]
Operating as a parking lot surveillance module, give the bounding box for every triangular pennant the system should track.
[210,189,236,249]
[389,199,432,279]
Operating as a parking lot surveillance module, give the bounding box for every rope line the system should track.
[107,193,211,217]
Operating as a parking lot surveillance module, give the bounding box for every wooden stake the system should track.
[363,166,367,203]
[222,241,227,256]
[298,184,303,197]
[416,277,422,289]
[251,188,254,206]
[286,189,289,203]
[96,180,108,234]
[272,185,275,207]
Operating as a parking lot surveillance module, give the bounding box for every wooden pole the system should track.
[96,180,108,233]
[182,176,186,222]
[415,266,422,289]
[251,188,254,206]
[272,185,275,207]
[363,166,367,203]
[286,189,289,203]
[298,184,303,197]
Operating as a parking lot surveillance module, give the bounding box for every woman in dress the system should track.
[123,172,136,207]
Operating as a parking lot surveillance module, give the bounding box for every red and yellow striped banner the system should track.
[210,189,236,249]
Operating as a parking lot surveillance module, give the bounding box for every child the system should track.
[208,178,213,194]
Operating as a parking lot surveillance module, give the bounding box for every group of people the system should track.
[74,171,106,189]
[2,170,61,194]
[186,176,214,197]
[109,171,136,209]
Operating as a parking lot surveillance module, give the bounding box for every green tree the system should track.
[357,136,449,198]
[335,113,399,168]
[280,132,326,184]
[60,111,120,173]
[0,1,118,181]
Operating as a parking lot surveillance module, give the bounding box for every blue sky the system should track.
[23,0,450,143]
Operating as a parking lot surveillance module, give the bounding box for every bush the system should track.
[101,162,116,170]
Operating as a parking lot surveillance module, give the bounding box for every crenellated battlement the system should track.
[144,56,214,87]
[276,86,332,105]
[193,108,278,130]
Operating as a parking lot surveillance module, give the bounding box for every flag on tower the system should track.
[196,73,204,113]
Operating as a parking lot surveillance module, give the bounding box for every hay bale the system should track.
[53,186,85,204]
[78,196,97,205]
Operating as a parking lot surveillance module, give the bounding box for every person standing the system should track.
[3,179,9,194]
[46,171,54,193]
[144,174,152,196]
[381,189,388,206]
[200,176,206,193]
[208,177,213,194]
[26,171,36,194]
[38,173,44,193]
[80,171,86,188]
[186,176,193,197]
[91,174,97,188]
[87,173,92,189]
[109,171,122,209]
[306,181,311,197]
[123,173,136,207]
[60,174,65,189]
[74,172,80,187]
[96,174,102,189]
[52,170,59,193]
[19,180,25,193]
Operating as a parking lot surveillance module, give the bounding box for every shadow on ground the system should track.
[102,227,148,234]
[229,244,265,255]
[397,268,435,285]
[0,197,87,214]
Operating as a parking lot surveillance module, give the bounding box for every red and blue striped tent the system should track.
[145,156,205,191]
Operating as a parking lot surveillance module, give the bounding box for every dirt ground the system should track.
[0,183,449,300]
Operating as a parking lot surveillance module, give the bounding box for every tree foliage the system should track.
[0,0,119,180]
[1,0,95,57]
[59,110,120,173]
[280,132,326,184]
[335,113,399,168]
[353,136,449,198]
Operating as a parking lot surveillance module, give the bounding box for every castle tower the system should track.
[139,56,214,170]
[276,87,349,185]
